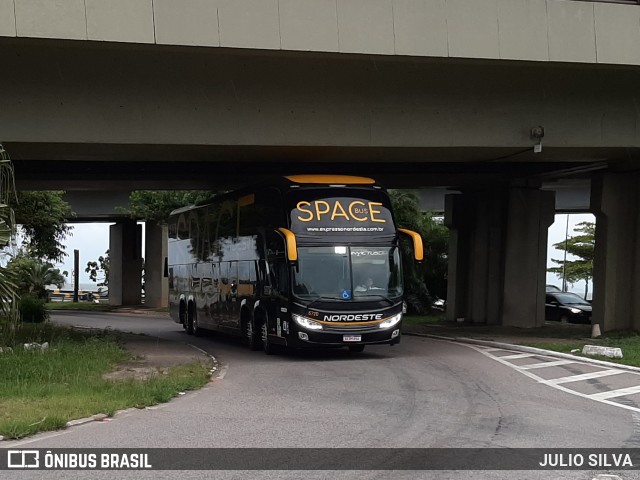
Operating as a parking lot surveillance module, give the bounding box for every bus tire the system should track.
[192,307,203,337]
[186,302,195,335]
[180,302,187,330]
[348,345,365,353]
[243,314,262,351]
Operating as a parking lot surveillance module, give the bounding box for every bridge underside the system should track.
[2,38,640,332]
[2,38,640,190]
[10,151,615,191]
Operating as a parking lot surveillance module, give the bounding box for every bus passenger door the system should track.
[263,232,289,341]
[221,261,239,328]
[209,262,221,328]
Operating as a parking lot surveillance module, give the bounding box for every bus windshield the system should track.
[292,246,403,302]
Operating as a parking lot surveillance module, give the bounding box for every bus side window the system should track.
[177,214,189,240]
[199,207,212,261]
[276,262,289,296]
[266,230,285,257]
[258,259,270,287]
[168,222,177,240]
[189,212,199,259]
[217,200,237,241]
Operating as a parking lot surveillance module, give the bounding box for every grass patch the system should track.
[403,313,447,326]
[145,307,169,313]
[45,302,118,312]
[0,324,210,439]
[527,331,640,368]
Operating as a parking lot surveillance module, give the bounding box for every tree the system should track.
[0,144,20,340]
[11,191,74,262]
[548,221,595,299]
[85,249,110,287]
[389,190,449,313]
[121,191,216,223]
[5,254,66,300]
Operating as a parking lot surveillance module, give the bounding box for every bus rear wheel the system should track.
[244,318,262,351]
[186,303,195,335]
[192,309,203,337]
[180,303,187,330]
[348,345,365,353]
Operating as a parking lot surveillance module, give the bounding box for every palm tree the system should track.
[0,144,19,342]
[24,261,65,299]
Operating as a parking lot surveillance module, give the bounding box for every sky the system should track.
[546,213,594,298]
[55,223,144,288]
[56,214,595,294]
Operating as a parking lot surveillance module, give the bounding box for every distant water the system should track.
[56,283,104,291]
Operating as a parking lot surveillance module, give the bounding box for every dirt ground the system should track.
[103,333,214,381]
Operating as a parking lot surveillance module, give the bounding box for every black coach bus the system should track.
[167,175,423,353]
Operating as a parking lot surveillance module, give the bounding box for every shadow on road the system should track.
[184,328,392,362]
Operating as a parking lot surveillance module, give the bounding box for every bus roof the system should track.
[284,175,376,185]
[169,175,384,216]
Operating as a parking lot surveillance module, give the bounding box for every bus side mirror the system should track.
[398,228,424,263]
[277,227,298,265]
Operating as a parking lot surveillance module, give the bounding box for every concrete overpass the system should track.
[1,0,640,331]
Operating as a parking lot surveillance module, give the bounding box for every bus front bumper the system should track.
[286,327,401,348]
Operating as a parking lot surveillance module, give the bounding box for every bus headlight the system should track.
[379,313,402,329]
[292,314,323,331]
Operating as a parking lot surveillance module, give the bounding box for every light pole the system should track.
[562,214,569,292]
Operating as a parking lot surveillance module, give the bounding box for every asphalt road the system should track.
[4,312,639,480]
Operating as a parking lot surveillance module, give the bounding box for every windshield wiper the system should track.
[355,294,395,306]
[306,296,345,308]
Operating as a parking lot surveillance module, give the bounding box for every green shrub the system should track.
[19,295,49,323]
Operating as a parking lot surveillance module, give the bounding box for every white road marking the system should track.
[543,369,625,385]
[519,359,577,370]
[496,353,536,360]
[589,385,640,401]
[452,341,640,415]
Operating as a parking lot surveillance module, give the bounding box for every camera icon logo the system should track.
[7,450,40,468]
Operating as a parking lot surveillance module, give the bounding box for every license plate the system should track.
[343,335,361,342]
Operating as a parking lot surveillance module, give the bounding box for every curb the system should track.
[405,332,640,374]
[65,413,108,428]
[187,343,221,381]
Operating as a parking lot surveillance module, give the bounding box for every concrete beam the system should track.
[4,0,640,67]
[1,41,640,154]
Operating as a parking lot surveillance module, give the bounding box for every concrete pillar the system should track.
[444,194,472,323]
[445,190,507,325]
[109,220,142,306]
[144,220,168,308]
[501,187,555,327]
[445,186,554,327]
[591,173,640,332]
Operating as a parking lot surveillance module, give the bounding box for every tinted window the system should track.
[552,293,589,305]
